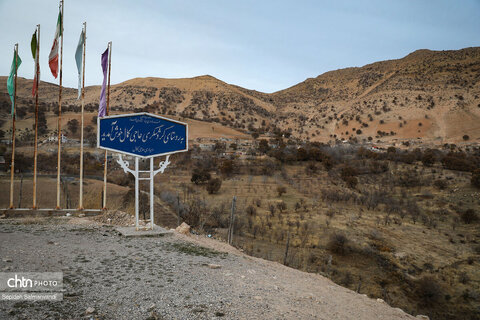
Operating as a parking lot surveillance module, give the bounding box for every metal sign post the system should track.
[116,154,171,230]
[97,113,188,230]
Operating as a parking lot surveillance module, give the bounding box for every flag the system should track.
[99,47,109,117]
[31,30,37,60]
[31,29,39,97]
[7,50,22,117]
[75,30,85,99]
[48,10,62,78]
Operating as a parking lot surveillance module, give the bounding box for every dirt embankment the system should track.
[0,217,425,320]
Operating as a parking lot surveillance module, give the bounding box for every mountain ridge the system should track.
[1,46,479,144]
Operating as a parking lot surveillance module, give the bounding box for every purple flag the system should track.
[99,47,109,117]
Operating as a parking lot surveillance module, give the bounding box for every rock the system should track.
[416,316,430,320]
[79,213,85,218]
[207,264,222,269]
[3,258,12,263]
[253,296,262,300]
[175,222,191,235]
[85,307,95,315]
[376,298,385,303]
[394,252,407,260]
[146,311,159,320]
[65,213,72,217]
[147,303,156,312]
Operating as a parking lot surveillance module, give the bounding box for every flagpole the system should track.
[79,22,86,209]
[9,44,19,209]
[33,24,40,209]
[56,0,64,209]
[102,41,111,210]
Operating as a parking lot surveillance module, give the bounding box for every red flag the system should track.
[31,29,39,97]
[49,11,62,78]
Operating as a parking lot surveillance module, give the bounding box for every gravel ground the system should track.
[0,218,419,320]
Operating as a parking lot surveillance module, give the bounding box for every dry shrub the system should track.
[461,209,478,224]
[416,276,442,306]
[327,232,349,255]
[246,205,257,216]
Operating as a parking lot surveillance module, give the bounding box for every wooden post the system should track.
[228,196,236,245]
[56,0,64,209]
[79,22,86,209]
[283,231,290,266]
[18,174,23,208]
[32,24,40,209]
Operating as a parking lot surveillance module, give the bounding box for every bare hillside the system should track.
[1,47,479,143]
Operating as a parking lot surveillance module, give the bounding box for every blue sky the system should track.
[1,0,479,93]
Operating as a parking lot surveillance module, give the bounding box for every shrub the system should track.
[345,176,358,188]
[471,169,480,188]
[416,276,442,306]
[463,135,470,141]
[341,166,358,180]
[246,205,257,216]
[305,162,318,176]
[442,152,476,172]
[433,179,448,190]
[277,186,287,197]
[258,139,270,154]
[276,201,287,212]
[219,159,235,176]
[387,146,396,154]
[461,209,478,224]
[421,150,436,167]
[67,119,79,134]
[459,272,470,284]
[206,178,222,194]
[191,168,211,184]
[327,233,349,255]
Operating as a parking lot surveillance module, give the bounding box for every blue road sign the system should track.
[97,113,188,158]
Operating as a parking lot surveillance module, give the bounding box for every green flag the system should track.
[31,29,39,97]
[7,49,22,117]
[31,30,37,60]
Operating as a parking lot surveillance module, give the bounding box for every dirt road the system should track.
[0,218,419,319]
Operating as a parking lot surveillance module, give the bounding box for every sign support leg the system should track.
[116,154,172,232]
[150,157,154,230]
[135,157,139,230]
